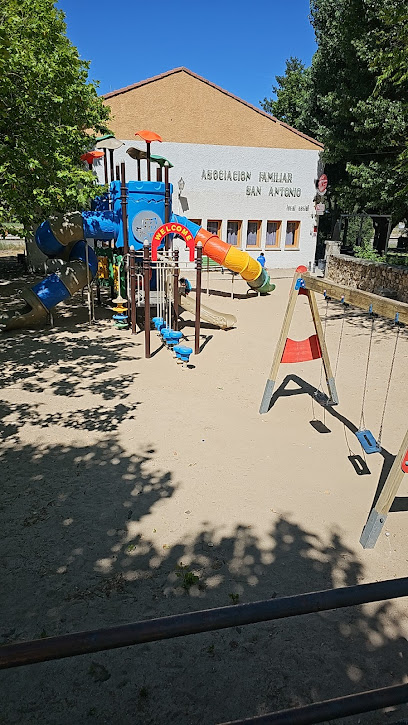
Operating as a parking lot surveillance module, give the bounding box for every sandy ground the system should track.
[0,257,408,725]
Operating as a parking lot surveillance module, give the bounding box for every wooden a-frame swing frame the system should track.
[260,266,408,549]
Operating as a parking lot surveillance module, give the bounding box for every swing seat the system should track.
[281,335,322,363]
[355,429,381,454]
[162,329,182,347]
[153,317,165,331]
[174,345,192,363]
[164,330,182,346]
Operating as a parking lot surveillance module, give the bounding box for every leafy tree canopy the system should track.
[371,3,408,180]
[0,0,110,235]
[261,0,408,249]
[260,57,313,135]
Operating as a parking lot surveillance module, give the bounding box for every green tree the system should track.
[262,1,408,252]
[309,0,408,250]
[260,57,313,135]
[0,0,110,235]
[371,4,408,178]
[372,4,408,88]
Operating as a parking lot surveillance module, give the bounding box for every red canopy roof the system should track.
[80,150,105,165]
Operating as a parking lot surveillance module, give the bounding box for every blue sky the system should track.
[57,0,316,108]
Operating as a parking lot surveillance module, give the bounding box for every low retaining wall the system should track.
[326,254,408,303]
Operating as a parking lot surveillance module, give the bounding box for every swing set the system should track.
[260,266,408,549]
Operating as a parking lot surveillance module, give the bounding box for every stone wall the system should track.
[326,254,408,303]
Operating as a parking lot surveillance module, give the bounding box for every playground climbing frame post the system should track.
[195,242,203,355]
[143,241,151,359]
[173,249,179,331]
[361,428,408,548]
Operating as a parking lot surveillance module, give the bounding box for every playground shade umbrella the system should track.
[126,147,173,167]
[95,136,124,151]
[135,130,162,143]
[80,150,104,165]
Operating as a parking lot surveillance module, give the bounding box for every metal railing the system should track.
[1,577,407,724]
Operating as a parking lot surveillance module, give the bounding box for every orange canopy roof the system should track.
[135,130,162,143]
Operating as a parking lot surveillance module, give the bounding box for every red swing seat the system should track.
[281,334,322,364]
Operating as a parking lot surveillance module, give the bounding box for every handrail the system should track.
[0,577,407,670]
[219,682,408,724]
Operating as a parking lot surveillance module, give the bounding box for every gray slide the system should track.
[179,292,236,330]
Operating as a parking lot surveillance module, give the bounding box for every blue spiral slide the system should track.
[1,212,101,331]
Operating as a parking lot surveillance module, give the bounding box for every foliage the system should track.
[260,57,314,135]
[309,0,408,223]
[353,243,383,261]
[228,592,240,604]
[371,4,408,177]
[0,0,110,235]
[342,216,379,259]
[261,0,408,248]
[385,252,408,267]
[175,563,200,591]
[372,5,408,89]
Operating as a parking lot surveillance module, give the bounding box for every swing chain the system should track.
[377,317,401,446]
[315,296,329,400]
[334,291,348,379]
[359,308,376,431]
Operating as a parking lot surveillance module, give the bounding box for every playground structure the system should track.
[259,265,408,549]
[0,130,275,354]
[96,229,238,359]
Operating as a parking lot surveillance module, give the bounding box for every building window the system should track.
[246,221,261,247]
[285,221,300,247]
[189,219,202,226]
[207,220,221,236]
[227,220,242,247]
[266,221,281,248]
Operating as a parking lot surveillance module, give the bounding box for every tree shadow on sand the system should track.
[0,321,140,402]
[0,429,407,725]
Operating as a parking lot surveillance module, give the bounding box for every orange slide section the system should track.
[172,216,276,294]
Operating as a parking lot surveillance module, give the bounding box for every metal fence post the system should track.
[195,242,202,355]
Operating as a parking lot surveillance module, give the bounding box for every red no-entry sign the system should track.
[318,174,328,194]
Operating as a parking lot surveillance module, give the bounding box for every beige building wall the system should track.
[103,68,322,151]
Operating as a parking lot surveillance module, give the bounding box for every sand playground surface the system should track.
[1,259,408,725]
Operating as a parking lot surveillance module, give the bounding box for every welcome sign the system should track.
[151,223,195,261]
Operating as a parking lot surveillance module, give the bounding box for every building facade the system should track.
[100,68,323,268]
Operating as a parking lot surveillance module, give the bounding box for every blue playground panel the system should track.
[111,180,173,251]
